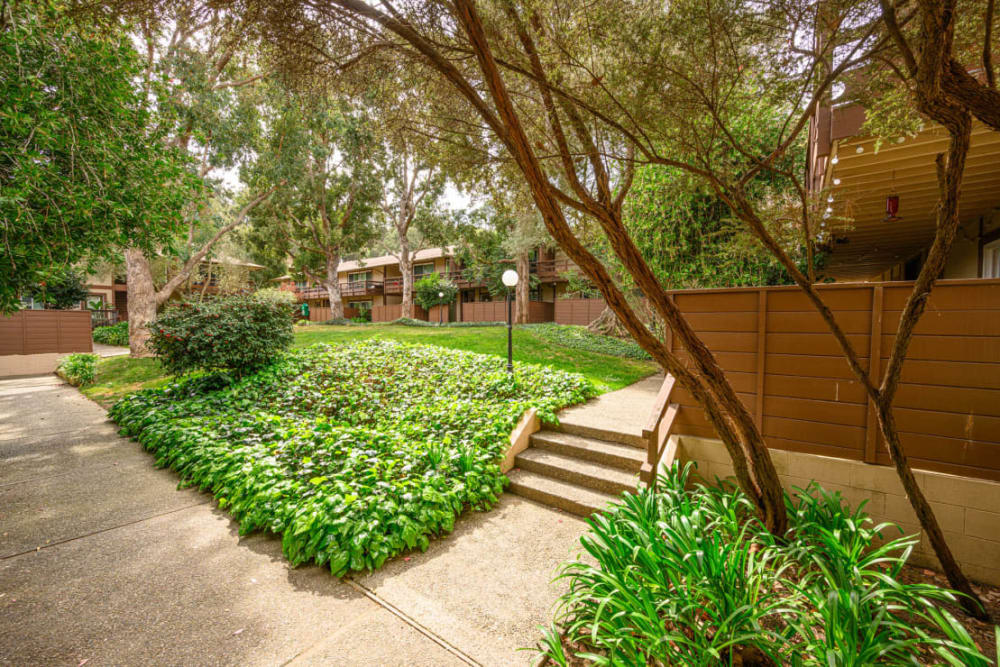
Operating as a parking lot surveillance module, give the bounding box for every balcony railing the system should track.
[530,259,575,281]
[297,281,384,300]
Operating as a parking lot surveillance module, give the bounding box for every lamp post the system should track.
[437,291,444,325]
[501,269,519,373]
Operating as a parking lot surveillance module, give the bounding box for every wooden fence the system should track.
[308,306,360,322]
[372,304,428,322]
[0,310,93,355]
[554,298,606,326]
[661,279,1000,482]
[461,300,554,323]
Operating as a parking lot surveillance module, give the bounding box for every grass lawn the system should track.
[83,324,657,407]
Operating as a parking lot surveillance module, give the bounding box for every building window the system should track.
[348,271,372,283]
[350,300,373,310]
[529,287,540,302]
[984,239,1000,278]
[413,262,435,279]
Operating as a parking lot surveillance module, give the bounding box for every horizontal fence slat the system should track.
[0,310,92,356]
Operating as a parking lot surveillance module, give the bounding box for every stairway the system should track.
[507,421,645,517]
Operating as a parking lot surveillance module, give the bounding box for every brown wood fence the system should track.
[0,310,93,355]
[308,306,360,322]
[662,279,1000,482]
[555,298,606,326]
[461,300,555,323]
[372,304,428,322]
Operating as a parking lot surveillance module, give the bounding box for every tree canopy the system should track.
[0,5,198,312]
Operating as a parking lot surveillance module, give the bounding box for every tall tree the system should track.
[246,90,381,318]
[121,4,278,355]
[0,5,196,313]
[377,137,450,319]
[241,0,995,614]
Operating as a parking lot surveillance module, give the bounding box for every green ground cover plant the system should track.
[57,353,98,386]
[93,321,129,346]
[538,463,994,666]
[110,340,594,574]
[522,323,651,360]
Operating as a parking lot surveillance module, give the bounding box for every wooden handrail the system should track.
[640,374,679,488]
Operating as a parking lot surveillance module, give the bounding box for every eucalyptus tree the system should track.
[0,5,196,313]
[377,135,452,319]
[118,3,281,355]
[170,0,995,614]
[245,90,382,319]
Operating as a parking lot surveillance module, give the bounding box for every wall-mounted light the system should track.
[855,145,864,154]
[831,156,839,165]
[827,194,834,203]
[833,178,841,185]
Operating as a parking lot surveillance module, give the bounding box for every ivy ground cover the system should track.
[110,340,595,574]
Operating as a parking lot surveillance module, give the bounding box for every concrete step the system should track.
[507,469,618,517]
[530,430,645,472]
[549,419,646,448]
[514,449,639,496]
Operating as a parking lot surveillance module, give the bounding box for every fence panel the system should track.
[663,279,1000,481]
[0,310,93,356]
[554,298,606,325]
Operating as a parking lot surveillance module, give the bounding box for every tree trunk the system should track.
[324,254,344,319]
[399,242,414,319]
[124,247,158,358]
[515,251,530,324]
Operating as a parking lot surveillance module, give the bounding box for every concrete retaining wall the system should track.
[678,435,1000,586]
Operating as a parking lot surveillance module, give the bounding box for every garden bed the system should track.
[536,464,997,665]
[110,340,594,574]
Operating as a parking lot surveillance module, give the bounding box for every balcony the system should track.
[530,259,575,281]
[297,281,384,300]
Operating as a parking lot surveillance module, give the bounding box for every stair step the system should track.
[550,420,646,448]
[530,430,645,472]
[514,449,639,496]
[507,469,618,517]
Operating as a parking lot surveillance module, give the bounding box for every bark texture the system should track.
[399,241,414,319]
[515,251,530,324]
[324,254,344,320]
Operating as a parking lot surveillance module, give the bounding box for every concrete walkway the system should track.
[555,373,663,441]
[92,343,129,357]
[0,375,588,666]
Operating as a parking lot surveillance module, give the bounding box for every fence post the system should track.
[864,285,884,463]
[755,289,767,429]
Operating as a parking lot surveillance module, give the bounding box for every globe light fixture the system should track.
[501,269,519,373]
[437,291,445,324]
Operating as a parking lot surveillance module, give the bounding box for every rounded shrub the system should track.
[149,295,294,378]
[57,353,98,386]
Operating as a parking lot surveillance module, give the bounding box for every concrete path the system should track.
[555,373,663,441]
[92,343,129,358]
[0,375,588,666]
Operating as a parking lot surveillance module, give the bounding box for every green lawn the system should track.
[83,324,657,407]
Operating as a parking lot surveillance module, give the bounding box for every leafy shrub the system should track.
[523,323,651,360]
[57,353,98,386]
[414,273,458,310]
[110,340,595,575]
[24,268,89,309]
[539,463,990,665]
[294,318,311,327]
[93,321,128,346]
[149,295,294,378]
[253,286,297,305]
[391,317,434,327]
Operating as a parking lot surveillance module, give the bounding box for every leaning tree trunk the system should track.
[515,251,530,324]
[324,255,344,319]
[124,248,159,357]
[399,244,414,319]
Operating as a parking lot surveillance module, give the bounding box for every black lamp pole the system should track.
[506,288,513,373]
